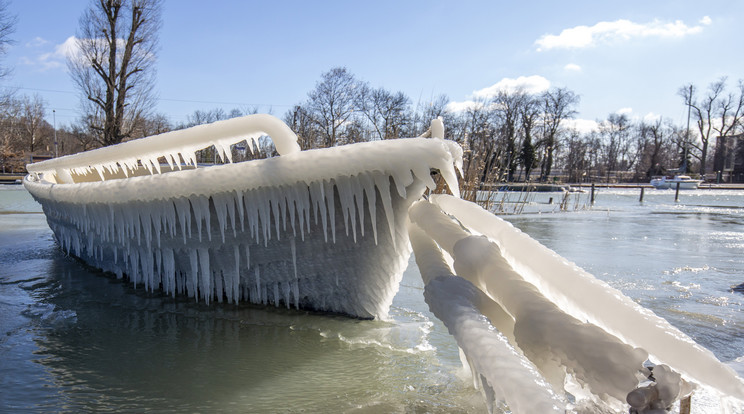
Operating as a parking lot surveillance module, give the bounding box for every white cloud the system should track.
[700,16,712,25]
[473,75,551,98]
[617,107,633,115]
[22,36,78,71]
[25,37,49,48]
[535,17,708,51]
[643,112,661,122]
[446,75,551,113]
[445,100,484,113]
[564,63,582,72]
[564,118,599,134]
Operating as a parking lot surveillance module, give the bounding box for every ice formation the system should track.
[24,114,461,319]
[408,195,744,412]
[23,113,744,412]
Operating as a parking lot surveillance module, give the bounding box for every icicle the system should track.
[197,248,211,304]
[373,172,396,249]
[292,279,300,309]
[188,249,199,299]
[174,197,192,244]
[231,245,240,304]
[324,180,337,243]
[273,282,280,307]
[213,193,228,243]
[255,266,262,304]
[245,244,251,270]
[290,237,298,280]
[351,175,365,238]
[226,191,237,238]
[335,176,357,242]
[359,173,378,244]
[310,181,328,242]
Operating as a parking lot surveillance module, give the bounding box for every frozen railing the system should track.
[26,114,302,184]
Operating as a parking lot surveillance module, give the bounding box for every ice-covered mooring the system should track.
[24,114,744,413]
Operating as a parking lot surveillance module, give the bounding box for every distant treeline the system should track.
[2,67,743,193]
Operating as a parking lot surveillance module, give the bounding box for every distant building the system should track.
[713,133,744,183]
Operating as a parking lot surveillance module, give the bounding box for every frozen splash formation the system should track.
[409,195,744,413]
[24,114,744,412]
[24,114,461,319]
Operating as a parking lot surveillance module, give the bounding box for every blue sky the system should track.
[3,0,743,131]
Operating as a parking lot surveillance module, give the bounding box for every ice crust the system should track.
[428,194,744,401]
[23,115,462,319]
[409,224,566,413]
[26,114,302,184]
[23,114,744,412]
[409,195,744,412]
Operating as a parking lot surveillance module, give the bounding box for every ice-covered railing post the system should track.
[24,114,462,319]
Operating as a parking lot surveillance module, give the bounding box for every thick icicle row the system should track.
[35,165,436,319]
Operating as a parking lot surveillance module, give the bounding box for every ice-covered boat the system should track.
[23,114,462,319]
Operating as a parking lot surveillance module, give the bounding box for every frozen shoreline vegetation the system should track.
[21,114,744,412]
[410,195,744,412]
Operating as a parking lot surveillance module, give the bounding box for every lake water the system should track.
[2,185,744,412]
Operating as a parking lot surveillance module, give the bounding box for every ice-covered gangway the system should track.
[23,114,744,412]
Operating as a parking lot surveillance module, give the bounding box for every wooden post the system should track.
[590,182,596,205]
[639,187,645,202]
[675,182,680,202]
[679,395,691,414]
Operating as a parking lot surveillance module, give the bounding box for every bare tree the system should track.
[598,113,632,181]
[0,0,15,81]
[306,67,358,147]
[285,105,320,150]
[357,85,410,140]
[20,94,48,153]
[539,87,579,181]
[492,89,527,181]
[69,0,162,147]
[678,78,744,175]
[519,95,540,180]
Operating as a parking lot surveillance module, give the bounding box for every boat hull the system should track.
[23,132,462,319]
[26,170,425,319]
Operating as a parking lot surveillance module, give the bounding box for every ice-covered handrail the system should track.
[26,114,301,183]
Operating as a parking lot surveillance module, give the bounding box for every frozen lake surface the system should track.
[2,185,744,412]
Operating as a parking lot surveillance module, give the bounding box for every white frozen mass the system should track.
[23,114,744,412]
[24,114,461,319]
